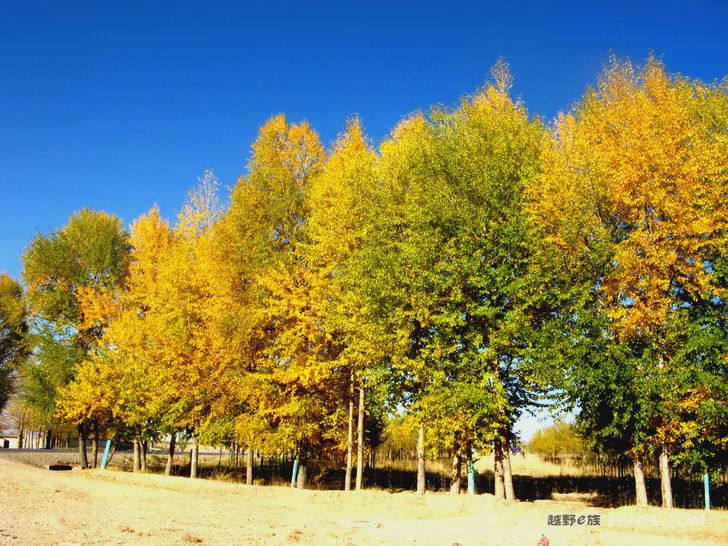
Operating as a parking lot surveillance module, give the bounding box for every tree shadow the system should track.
[121,454,727,509]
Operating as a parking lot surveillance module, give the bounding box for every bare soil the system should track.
[1,455,726,545]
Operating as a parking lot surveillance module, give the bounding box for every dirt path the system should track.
[0,458,726,545]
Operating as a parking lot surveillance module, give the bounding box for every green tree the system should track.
[22,209,130,465]
[534,57,728,506]
[0,274,28,414]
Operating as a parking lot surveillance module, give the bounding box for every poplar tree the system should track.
[0,274,27,415]
[22,209,130,465]
[535,57,728,506]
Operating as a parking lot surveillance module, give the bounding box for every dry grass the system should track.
[1,453,726,545]
[383,453,590,477]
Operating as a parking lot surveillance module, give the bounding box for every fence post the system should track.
[704,472,711,511]
[291,458,299,488]
[100,440,112,469]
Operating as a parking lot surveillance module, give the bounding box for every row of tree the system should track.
[2,57,726,506]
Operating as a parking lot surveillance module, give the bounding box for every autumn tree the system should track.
[0,274,27,415]
[22,209,130,466]
[215,115,335,488]
[57,207,180,471]
[534,57,728,506]
[356,63,545,498]
[306,117,382,490]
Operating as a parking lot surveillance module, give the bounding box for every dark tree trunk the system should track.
[296,448,308,490]
[45,426,53,449]
[416,424,426,496]
[77,425,89,469]
[91,421,99,468]
[494,438,505,500]
[355,385,365,490]
[246,445,254,485]
[450,438,461,495]
[133,438,141,472]
[165,434,176,476]
[140,440,147,472]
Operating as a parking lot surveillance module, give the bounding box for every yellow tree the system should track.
[23,209,130,467]
[306,117,379,490]
[534,57,727,507]
[200,115,326,487]
[58,207,176,471]
[240,114,330,488]
[152,171,224,478]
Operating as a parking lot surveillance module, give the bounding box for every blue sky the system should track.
[1,1,726,437]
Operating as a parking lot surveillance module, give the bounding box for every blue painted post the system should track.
[100,440,112,469]
[291,458,299,488]
[704,472,710,511]
[468,461,475,495]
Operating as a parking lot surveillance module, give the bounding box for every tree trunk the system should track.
[132,438,141,472]
[659,446,674,508]
[355,385,365,490]
[450,439,461,495]
[190,437,199,479]
[107,443,117,467]
[296,456,308,490]
[503,446,515,501]
[77,425,89,469]
[633,458,648,506]
[467,441,475,495]
[91,421,99,468]
[345,379,354,491]
[416,423,426,496]
[246,445,254,485]
[165,434,176,476]
[140,440,147,472]
[45,426,53,449]
[493,438,505,500]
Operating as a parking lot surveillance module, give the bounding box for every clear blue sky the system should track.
[2,1,727,280]
[1,1,726,437]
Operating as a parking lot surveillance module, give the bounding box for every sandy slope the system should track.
[0,457,726,545]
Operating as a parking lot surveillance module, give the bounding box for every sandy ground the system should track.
[0,457,726,545]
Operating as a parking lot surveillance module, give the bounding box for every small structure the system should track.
[0,434,20,449]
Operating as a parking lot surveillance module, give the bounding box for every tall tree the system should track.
[306,117,380,490]
[534,57,728,506]
[224,114,331,488]
[0,274,27,415]
[359,63,544,497]
[22,209,129,465]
